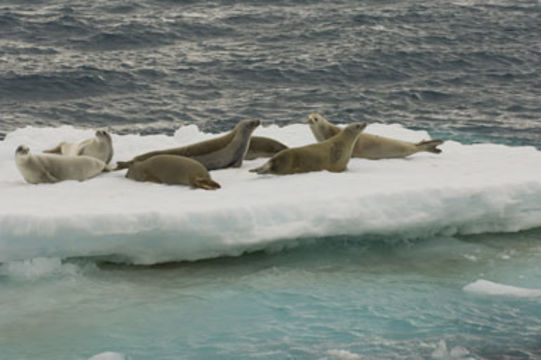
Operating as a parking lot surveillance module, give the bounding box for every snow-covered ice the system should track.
[1,123,540,264]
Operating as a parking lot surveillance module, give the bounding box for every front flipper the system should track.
[249,161,272,174]
[38,167,60,183]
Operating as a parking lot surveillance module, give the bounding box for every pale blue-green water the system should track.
[2,232,541,359]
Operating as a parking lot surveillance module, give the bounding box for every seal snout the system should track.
[15,145,30,155]
[307,113,320,124]
[95,130,111,139]
[356,122,367,131]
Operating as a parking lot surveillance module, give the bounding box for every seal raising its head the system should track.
[250,122,366,175]
[43,129,114,164]
[116,119,260,171]
[307,113,443,160]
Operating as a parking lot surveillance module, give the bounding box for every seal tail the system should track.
[415,139,444,154]
[249,161,272,175]
[192,176,221,190]
[115,160,133,170]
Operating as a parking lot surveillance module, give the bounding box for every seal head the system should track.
[16,145,30,156]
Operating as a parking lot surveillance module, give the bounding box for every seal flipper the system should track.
[115,160,133,170]
[249,161,272,175]
[43,143,63,154]
[191,176,221,190]
[36,164,59,183]
[415,139,444,154]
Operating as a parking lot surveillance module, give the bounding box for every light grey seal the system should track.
[43,130,114,164]
[125,155,221,190]
[250,123,366,175]
[307,113,443,159]
[15,145,110,184]
[116,119,260,171]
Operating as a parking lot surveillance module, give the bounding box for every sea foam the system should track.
[1,123,541,264]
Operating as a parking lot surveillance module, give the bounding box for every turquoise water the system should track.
[2,231,541,359]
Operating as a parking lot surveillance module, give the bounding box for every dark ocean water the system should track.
[2,1,541,360]
[1,0,541,146]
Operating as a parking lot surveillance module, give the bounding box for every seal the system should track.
[116,119,260,171]
[15,145,110,184]
[250,122,366,175]
[245,136,288,160]
[307,113,443,159]
[43,130,114,164]
[125,155,221,190]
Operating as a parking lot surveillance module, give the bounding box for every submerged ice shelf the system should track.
[1,123,540,264]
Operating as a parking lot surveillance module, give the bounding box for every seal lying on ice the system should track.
[308,113,443,159]
[125,155,221,190]
[250,123,366,175]
[15,145,110,184]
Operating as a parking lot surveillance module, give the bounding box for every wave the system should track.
[0,66,142,102]
[70,27,179,51]
[1,123,541,265]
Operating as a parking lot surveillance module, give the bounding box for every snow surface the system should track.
[463,279,541,298]
[1,123,541,264]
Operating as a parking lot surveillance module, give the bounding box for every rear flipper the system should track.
[115,160,133,170]
[249,161,272,175]
[415,139,444,154]
[192,176,221,190]
[43,143,64,154]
